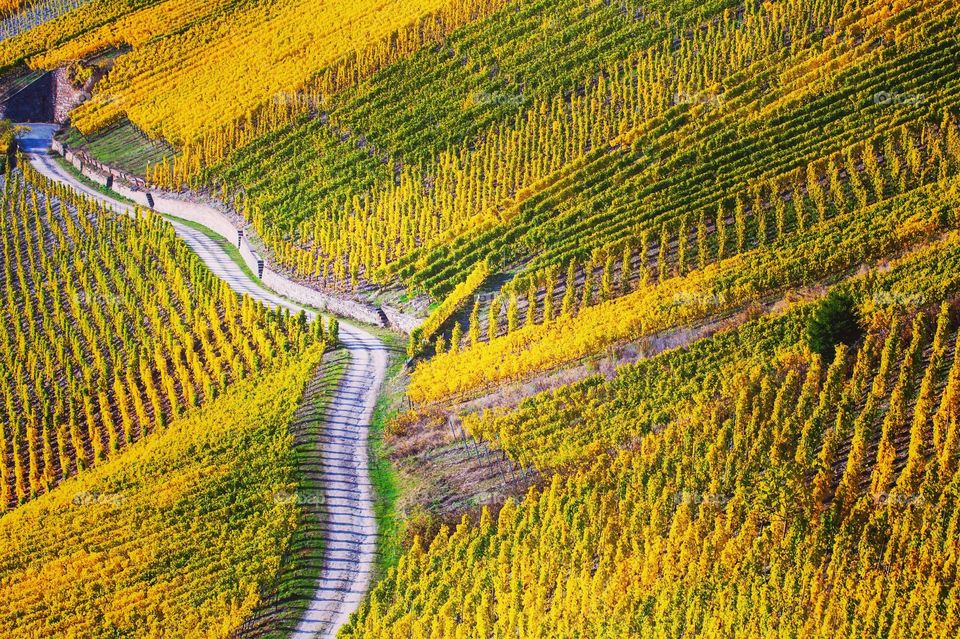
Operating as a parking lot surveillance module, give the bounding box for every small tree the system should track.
[676,215,689,274]
[434,334,447,356]
[715,205,727,261]
[581,261,594,309]
[600,255,614,301]
[487,296,500,341]
[507,291,519,333]
[658,224,671,282]
[734,196,747,253]
[468,299,481,346]
[806,291,863,363]
[619,244,632,294]
[526,282,538,327]
[543,270,556,322]
[450,322,463,353]
[407,327,422,358]
[312,316,325,341]
[561,261,577,316]
[638,231,651,288]
[328,317,340,345]
[697,211,709,269]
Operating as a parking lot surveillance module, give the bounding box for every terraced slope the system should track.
[348,175,960,639]
[349,298,960,636]
[408,160,960,402]
[1,0,510,158]
[201,0,734,292]
[5,0,960,637]
[19,125,389,639]
[0,161,321,509]
[315,3,960,635]
[0,347,327,639]
[198,0,959,313]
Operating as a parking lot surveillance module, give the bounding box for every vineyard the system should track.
[0,346,327,638]
[0,0,516,157]
[177,0,957,311]
[347,217,960,638]
[336,0,960,635]
[59,116,174,176]
[347,310,960,636]
[465,232,960,471]
[0,161,324,509]
[0,0,35,20]
[408,168,960,402]
[2,0,960,636]
[201,0,731,293]
[0,0,87,41]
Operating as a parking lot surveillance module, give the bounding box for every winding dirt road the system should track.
[16,124,385,639]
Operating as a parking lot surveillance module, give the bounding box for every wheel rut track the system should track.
[19,124,386,639]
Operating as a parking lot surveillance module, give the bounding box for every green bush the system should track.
[806,291,863,362]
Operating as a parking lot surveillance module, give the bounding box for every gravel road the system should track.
[17,123,386,639]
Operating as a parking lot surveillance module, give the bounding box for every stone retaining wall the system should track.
[382,305,423,334]
[1,68,89,123]
[53,141,424,332]
[52,67,87,124]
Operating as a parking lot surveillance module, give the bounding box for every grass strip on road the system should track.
[258,350,350,639]
[161,211,261,283]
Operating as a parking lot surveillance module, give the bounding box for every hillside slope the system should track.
[0,162,323,510]
[347,212,960,638]
[3,0,960,637]
[0,346,324,639]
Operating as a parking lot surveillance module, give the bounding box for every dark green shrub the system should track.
[806,291,863,363]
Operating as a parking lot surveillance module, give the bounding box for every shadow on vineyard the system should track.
[0,69,53,121]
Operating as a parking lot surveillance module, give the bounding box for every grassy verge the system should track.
[367,332,408,577]
[250,334,407,635]
[51,154,138,205]
[259,349,349,639]
[59,119,174,176]
[160,212,261,283]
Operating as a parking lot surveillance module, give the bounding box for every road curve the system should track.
[17,124,385,639]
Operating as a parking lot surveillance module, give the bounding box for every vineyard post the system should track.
[502,449,518,485]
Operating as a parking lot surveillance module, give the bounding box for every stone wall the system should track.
[260,271,383,325]
[54,141,425,332]
[0,67,88,123]
[381,304,423,334]
[51,67,86,123]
